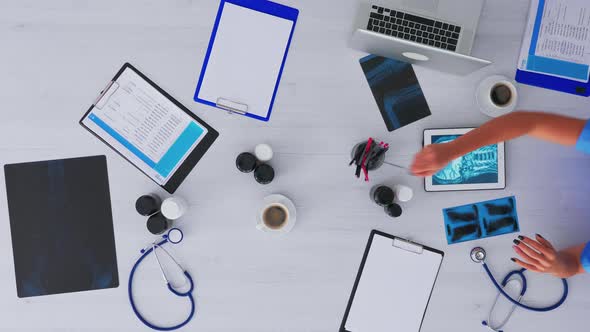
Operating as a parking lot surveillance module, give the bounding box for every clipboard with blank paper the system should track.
[194,0,299,121]
[340,230,444,332]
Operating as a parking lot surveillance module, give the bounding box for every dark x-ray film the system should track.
[359,55,431,131]
[443,196,519,244]
[4,156,119,297]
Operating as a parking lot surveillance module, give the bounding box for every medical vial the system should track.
[236,152,257,173]
[385,203,403,218]
[370,185,395,207]
[147,212,170,235]
[254,164,275,185]
[135,194,161,216]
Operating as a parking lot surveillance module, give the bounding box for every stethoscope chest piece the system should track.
[471,247,486,263]
[165,228,183,244]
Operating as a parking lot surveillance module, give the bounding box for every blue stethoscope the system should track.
[470,247,568,332]
[128,228,195,331]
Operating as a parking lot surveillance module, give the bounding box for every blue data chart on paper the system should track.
[443,196,519,245]
[518,0,590,82]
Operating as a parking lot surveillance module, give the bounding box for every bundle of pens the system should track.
[349,138,389,182]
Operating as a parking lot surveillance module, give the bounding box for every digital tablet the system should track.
[424,128,505,192]
[80,63,218,193]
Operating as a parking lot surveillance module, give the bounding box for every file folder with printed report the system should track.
[194,0,299,121]
[516,0,590,96]
[340,230,444,332]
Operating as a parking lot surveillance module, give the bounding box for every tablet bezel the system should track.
[80,63,219,193]
[423,128,505,192]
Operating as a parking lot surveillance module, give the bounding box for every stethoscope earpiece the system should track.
[128,228,195,331]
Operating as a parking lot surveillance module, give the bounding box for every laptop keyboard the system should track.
[367,5,461,52]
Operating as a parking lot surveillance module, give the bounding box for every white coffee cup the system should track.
[476,75,518,118]
[257,194,296,234]
[161,197,187,220]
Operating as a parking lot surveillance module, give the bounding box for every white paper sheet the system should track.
[197,2,293,118]
[82,67,207,184]
[345,235,442,332]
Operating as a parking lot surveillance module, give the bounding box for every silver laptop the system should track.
[350,0,491,75]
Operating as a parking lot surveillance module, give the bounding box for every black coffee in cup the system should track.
[262,204,288,229]
[490,83,512,107]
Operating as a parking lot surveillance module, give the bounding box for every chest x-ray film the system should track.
[4,156,118,297]
[443,196,519,244]
[424,128,505,192]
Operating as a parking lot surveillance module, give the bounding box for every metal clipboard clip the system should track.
[93,80,120,110]
[216,97,248,115]
[392,237,424,255]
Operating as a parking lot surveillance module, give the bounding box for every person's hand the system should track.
[410,142,457,177]
[512,234,574,278]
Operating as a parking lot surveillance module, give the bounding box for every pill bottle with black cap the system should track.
[136,194,161,216]
[370,185,395,207]
[254,164,275,185]
[147,212,170,235]
[385,203,403,218]
[236,152,257,173]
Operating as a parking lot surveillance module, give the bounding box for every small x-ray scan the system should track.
[443,196,519,244]
[424,128,506,192]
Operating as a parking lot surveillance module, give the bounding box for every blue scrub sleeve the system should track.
[581,242,590,273]
[576,119,590,154]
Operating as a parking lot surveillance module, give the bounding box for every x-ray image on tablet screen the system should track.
[432,135,498,184]
[424,128,505,192]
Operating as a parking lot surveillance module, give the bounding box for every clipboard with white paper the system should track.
[194,0,299,122]
[340,230,444,332]
[80,63,219,194]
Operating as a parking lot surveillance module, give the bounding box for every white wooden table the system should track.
[0,0,589,331]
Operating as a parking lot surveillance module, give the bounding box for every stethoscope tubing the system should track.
[128,238,195,331]
[482,262,568,312]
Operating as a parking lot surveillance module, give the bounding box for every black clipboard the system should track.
[80,63,219,193]
[340,230,444,332]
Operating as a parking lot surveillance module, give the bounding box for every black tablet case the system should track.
[5,156,119,297]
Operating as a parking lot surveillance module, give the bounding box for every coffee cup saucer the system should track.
[258,194,297,234]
